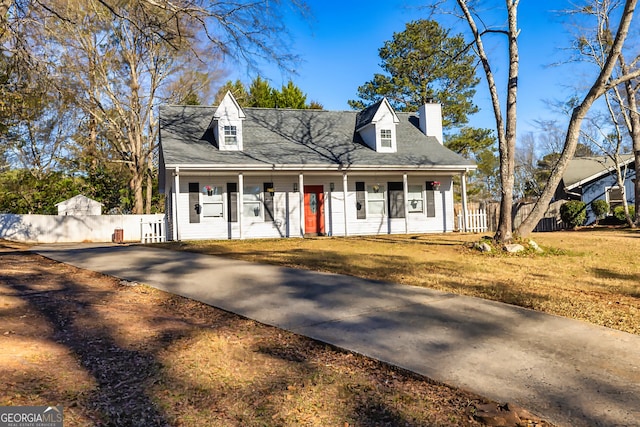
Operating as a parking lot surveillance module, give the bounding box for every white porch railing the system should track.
[457,208,488,233]
[141,218,166,243]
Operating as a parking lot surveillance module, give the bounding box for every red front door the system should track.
[304,185,325,235]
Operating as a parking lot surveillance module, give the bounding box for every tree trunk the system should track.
[456,0,517,243]
[145,155,152,214]
[624,70,640,226]
[621,187,635,227]
[516,0,638,237]
[495,1,520,243]
[0,0,12,36]
[131,169,144,214]
[635,142,640,226]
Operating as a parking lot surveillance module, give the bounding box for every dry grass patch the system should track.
[161,229,640,335]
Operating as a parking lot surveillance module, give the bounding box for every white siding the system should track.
[359,125,377,150]
[343,175,454,236]
[175,175,302,240]
[327,190,345,236]
[171,173,456,240]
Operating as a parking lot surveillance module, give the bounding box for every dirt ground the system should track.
[0,241,550,426]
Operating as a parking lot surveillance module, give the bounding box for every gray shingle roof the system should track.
[159,105,475,171]
[563,155,635,189]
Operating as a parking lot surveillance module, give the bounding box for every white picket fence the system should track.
[457,208,488,233]
[140,218,166,243]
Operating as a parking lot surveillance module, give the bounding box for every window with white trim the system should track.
[607,186,625,211]
[380,129,392,148]
[425,191,436,217]
[243,184,261,218]
[202,185,224,217]
[388,182,405,218]
[224,125,237,145]
[408,185,423,213]
[367,184,385,216]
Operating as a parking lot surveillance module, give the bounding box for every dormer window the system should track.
[380,129,392,148]
[224,126,237,146]
[355,98,399,153]
[212,91,245,151]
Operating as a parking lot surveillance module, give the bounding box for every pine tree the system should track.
[247,76,276,107]
[275,80,307,109]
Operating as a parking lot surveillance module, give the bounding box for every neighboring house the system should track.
[158,92,476,241]
[555,155,636,224]
[56,194,103,216]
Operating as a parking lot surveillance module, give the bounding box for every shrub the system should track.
[613,205,636,222]
[560,200,587,228]
[590,199,609,223]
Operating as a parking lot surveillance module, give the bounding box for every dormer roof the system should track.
[214,91,246,119]
[355,98,399,131]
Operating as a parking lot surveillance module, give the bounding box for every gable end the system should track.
[355,98,399,153]
[212,91,246,151]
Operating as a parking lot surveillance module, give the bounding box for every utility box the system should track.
[112,228,124,244]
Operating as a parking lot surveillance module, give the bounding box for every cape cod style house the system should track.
[158,92,476,240]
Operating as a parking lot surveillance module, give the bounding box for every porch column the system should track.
[238,173,244,239]
[298,173,305,237]
[461,170,469,232]
[172,167,180,241]
[342,173,349,236]
[403,173,409,233]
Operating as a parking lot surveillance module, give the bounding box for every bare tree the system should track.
[620,56,640,223]
[517,0,639,235]
[582,103,635,226]
[2,0,307,71]
[37,1,221,213]
[597,2,640,225]
[435,0,639,240]
[565,0,638,226]
[453,0,520,242]
[6,0,307,213]
[514,132,541,200]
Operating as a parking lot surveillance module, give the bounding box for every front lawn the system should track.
[161,229,640,335]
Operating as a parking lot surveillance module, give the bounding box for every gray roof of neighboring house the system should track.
[159,105,475,171]
[563,154,635,189]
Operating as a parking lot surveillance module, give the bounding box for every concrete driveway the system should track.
[33,243,640,427]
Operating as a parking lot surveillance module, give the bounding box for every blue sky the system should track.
[228,1,594,138]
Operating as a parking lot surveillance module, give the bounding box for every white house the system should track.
[56,194,102,216]
[158,92,476,241]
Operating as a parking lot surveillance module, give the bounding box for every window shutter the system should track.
[188,182,200,223]
[263,182,275,222]
[227,183,238,222]
[356,181,366,219]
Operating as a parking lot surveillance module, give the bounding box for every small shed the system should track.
[56,195,103,216]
